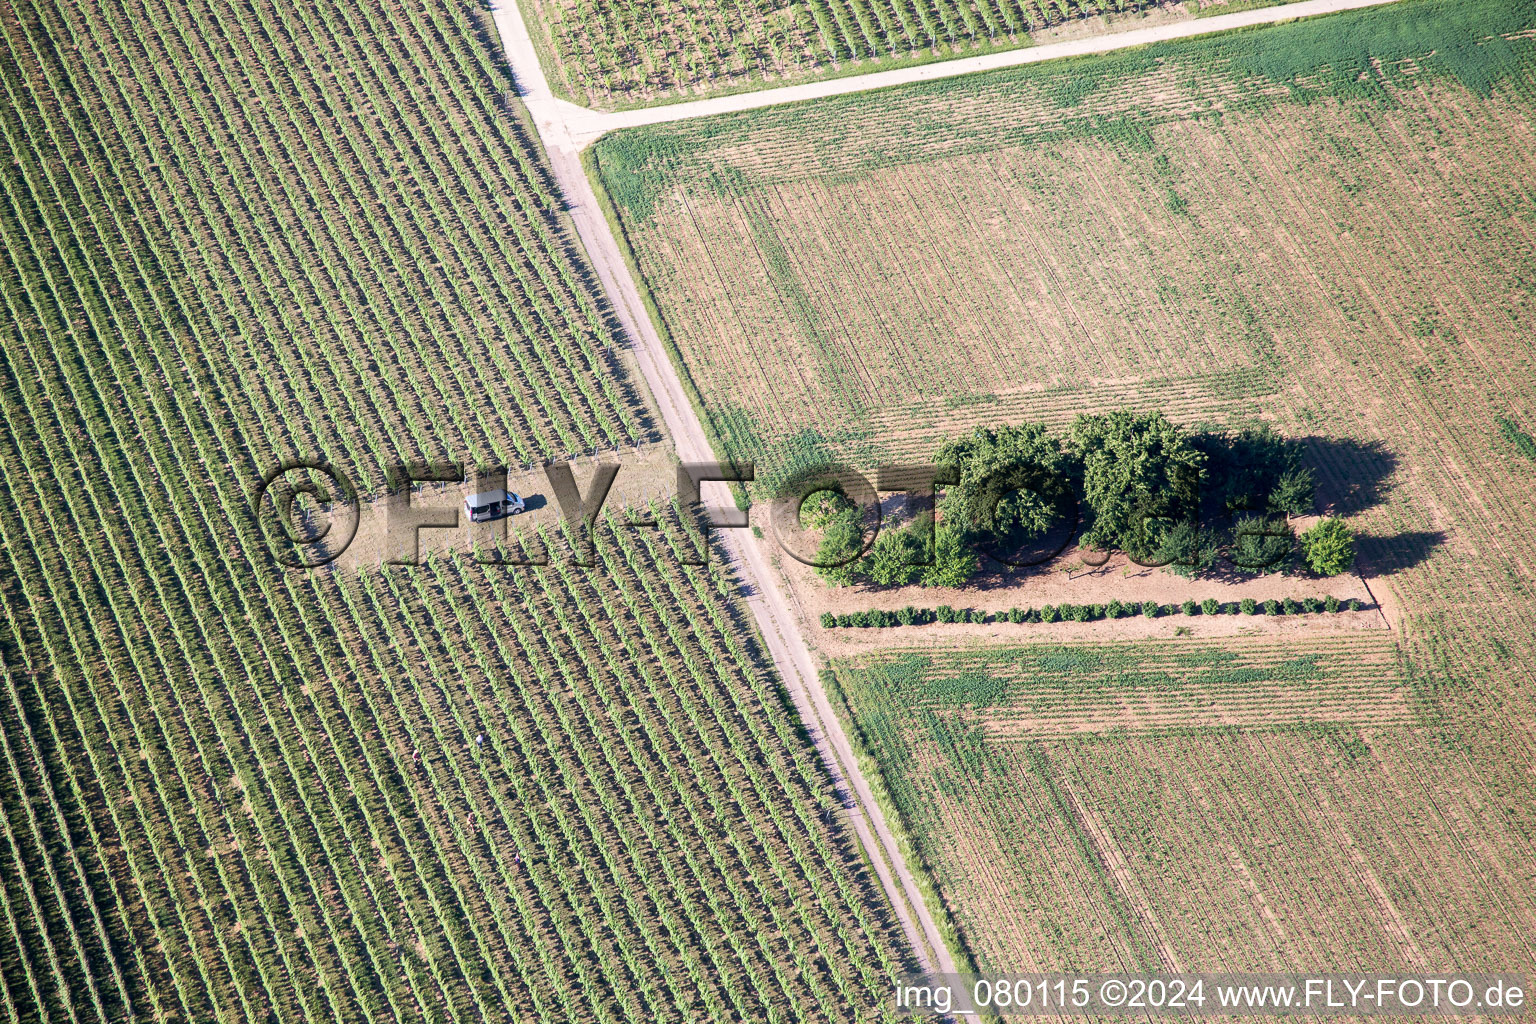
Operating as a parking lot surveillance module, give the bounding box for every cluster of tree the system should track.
[819,594,1364,627]
[809,412,1355,587]
[807,482,981,589]
[1155,421,1342,576]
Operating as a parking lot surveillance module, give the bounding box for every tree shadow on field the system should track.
[1301,436,1397,517]
[1356,530,1447,577]
[1194,556,1293,586]
[1304,436,1445,573]
[973,434,1444,583]
[973,513,1082,586]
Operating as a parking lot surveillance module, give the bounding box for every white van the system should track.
[464,489,525,523]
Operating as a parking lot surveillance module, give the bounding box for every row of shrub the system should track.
[820,596,1365,628]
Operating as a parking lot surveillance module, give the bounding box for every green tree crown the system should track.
[1070,410,1206,557]
[1299,517,1355,576]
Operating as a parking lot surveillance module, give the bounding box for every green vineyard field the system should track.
[0,1,915,1020]
[520,0,1311,107]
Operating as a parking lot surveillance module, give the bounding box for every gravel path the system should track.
[503,0,1400,147]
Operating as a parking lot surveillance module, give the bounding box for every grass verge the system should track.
[821,668,989,988]
[1193,0,1309,16]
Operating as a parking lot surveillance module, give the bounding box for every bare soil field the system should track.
[777,511,1385,642]
[825,658,1536,972]
[602,0,1536,979]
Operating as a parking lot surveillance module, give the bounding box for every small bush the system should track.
[896,606,915,626]
[1008,607,1025,623]
[1090,604,1106,619]
[1070,604,1091,622]
[1498,414,1536,462]
[1156,521,1220,578]
[1347,598,1362,611]
[821,612,836,628]
[1202,597,1220,615]
[936,605,957,623]
[1230,514,1295,573]
[969,608,988,624]
[1303,597,1322,614]
[1241,598,1257,615]
[1182,599,1199,616]
[1283,598,1301,615]
[1142,600,1160,619]
[1299,517,1355,576]
[1040,604,1059,623]
[1106,599,1125,619]
[1264,599,1281,615]
[1324,595,1340,613]
[1268,466,1317,517]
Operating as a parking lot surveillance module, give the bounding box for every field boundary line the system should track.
[497,0,1402,149]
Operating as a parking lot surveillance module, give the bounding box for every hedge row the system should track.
[820,596,1364,628]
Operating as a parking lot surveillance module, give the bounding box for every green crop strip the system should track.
[836,644,1347,709]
